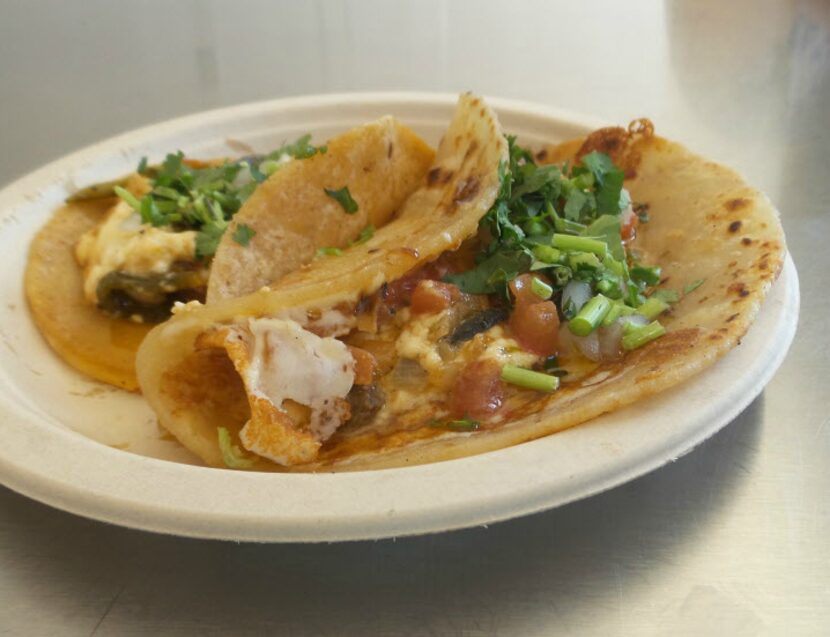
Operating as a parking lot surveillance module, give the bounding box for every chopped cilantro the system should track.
[112,135,322,259]
[271,134,325,160]
[684,279,705,294]
[350,224,375,246]
[584,215,624,261]
[445,250,532,296]
[324,186,359,213]
[232,223,256,246]
[630,265,662,286]
[317,246,342,257]
[195,222,227,259]
[652,288,680,304]
[446,134,665,349]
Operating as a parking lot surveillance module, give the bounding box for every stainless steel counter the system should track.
[1,1,827,634]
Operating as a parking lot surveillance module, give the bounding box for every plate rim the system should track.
[0,92,799,542]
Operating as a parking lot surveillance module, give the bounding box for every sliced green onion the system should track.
[603,255,624,277]
[601,301,625,327]
[531,277,553,300]
[597,272,622,299]
[532,245,561,263]
[622,320,666,350]
[568,252,603,271]
[259,159,282,176]
[316,246,342,257]
[113,185,141,211]
[430,418,480,431]
[552,233,608,257]
[569,294,612,336]
[217,427,254,469]
[501,365,560,392]
[523,219,548,236]
[637,297,670,320]
[152,185,182,200]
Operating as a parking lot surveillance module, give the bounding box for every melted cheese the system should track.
[395,308,540,384]
[242,318,355,445]
[395,308,446,376]
[475,325,540,368]
[75,201,198,303]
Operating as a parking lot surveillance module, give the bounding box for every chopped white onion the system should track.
[565,314,650,363]
[619,314,649,328]
[562,280,592,315]
[597,322,625,361]
[571,329,601,361]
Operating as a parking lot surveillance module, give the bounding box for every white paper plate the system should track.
[0,93,799,542]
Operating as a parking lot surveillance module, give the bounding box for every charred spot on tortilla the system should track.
[453,178,480,204]
[725,197,750,211]
[728,220,742,233]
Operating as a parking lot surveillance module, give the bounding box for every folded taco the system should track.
[135,94,786,471]
[24,118,433,389]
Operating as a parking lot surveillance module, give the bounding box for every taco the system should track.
[135,94,786,471]
[24,119,433,390]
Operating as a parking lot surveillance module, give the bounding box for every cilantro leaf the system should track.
[269,134,325,161]
[445,251,531,295]
[652,288,680,304]
[581,151,626,216]
[325,186,359,213]
[684,279,705,294]
[195,222,227,259]
[584,214,624,261]
[232,223,256,246]
[350,224,375,246]
[564,189,588,221]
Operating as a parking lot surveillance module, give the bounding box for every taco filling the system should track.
[25,119,434,390]
[73,137,328,322]
[189,128,672,465]
[132,93,786,472]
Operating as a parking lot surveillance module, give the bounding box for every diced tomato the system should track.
[621,210,638,243]
[508,273,543,306]
[450,360,505,420]
[348,346,377,385]
[507,273,560,356]
[509,301,560,356]
[411,280,460,314]
[381,253,463,310]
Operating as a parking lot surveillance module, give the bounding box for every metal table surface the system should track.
[0,1,827,635]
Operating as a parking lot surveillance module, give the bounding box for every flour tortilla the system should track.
[136,109,786,472]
